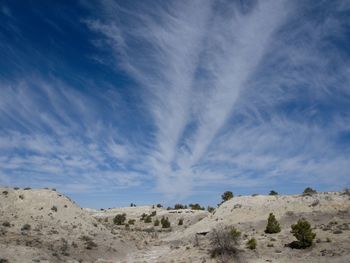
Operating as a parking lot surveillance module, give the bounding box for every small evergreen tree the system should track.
[150,211,157,216]
[290,219,316,248]
[269,190,278,195]
[189,203,204,210]
[221,191,233,202]
[207,206,215,213]
[303,187,317,196]
[265,213,281,234]
[161,217,171,228]
[154,219,160,226]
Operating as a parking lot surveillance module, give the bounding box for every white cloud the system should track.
[0,76,148,192]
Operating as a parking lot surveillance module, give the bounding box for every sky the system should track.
[0,0,350,208]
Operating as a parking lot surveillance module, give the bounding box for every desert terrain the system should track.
[0,187,349,263]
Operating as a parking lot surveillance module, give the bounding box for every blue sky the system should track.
[1,0,349,208]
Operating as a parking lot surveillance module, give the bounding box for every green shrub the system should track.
[24,187,31,190]
[19,195,24,200]
[51,206,58,212]
[221,191,233,202]
[189,203,204,210]
[21,224,31,231]
[246,238,257,250]
[178,218,183,225]
[2,191,8,195]
[303,187,317,196]
[150,211,157,217]
[269,190,278,195]
[113,213,126,225]
[207,206,215,213]
[128,219,135,225]
[341,188,350,196]
[140,213,147,220]
[174,204,186,210]
[161,217,170,228]
[265,213,281,234]
[156,204,162,208]
[154,219,160,226]
[229,227,241,243]
[144,215,152,223]
[290,219,316,248]
[2,222,10,227]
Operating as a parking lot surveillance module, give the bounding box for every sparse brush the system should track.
[178,218,183,225]
[51,206,58,212]
[80,235,97,250]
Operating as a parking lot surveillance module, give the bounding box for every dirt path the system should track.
[123,245,171,263]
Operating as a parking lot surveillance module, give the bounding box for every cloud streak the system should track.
[86,0,350,198]
[1,0,349,203]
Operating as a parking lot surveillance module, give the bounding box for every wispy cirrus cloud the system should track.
[85,0,350,197]
[1,0,349,205]
[0,76,149,193]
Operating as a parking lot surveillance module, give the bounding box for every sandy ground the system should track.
[1,187,349,262]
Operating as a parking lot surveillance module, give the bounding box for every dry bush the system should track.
[209,225,241,261]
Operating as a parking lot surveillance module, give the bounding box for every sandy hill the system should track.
[0,187,133,263]
[1,188,349,263]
